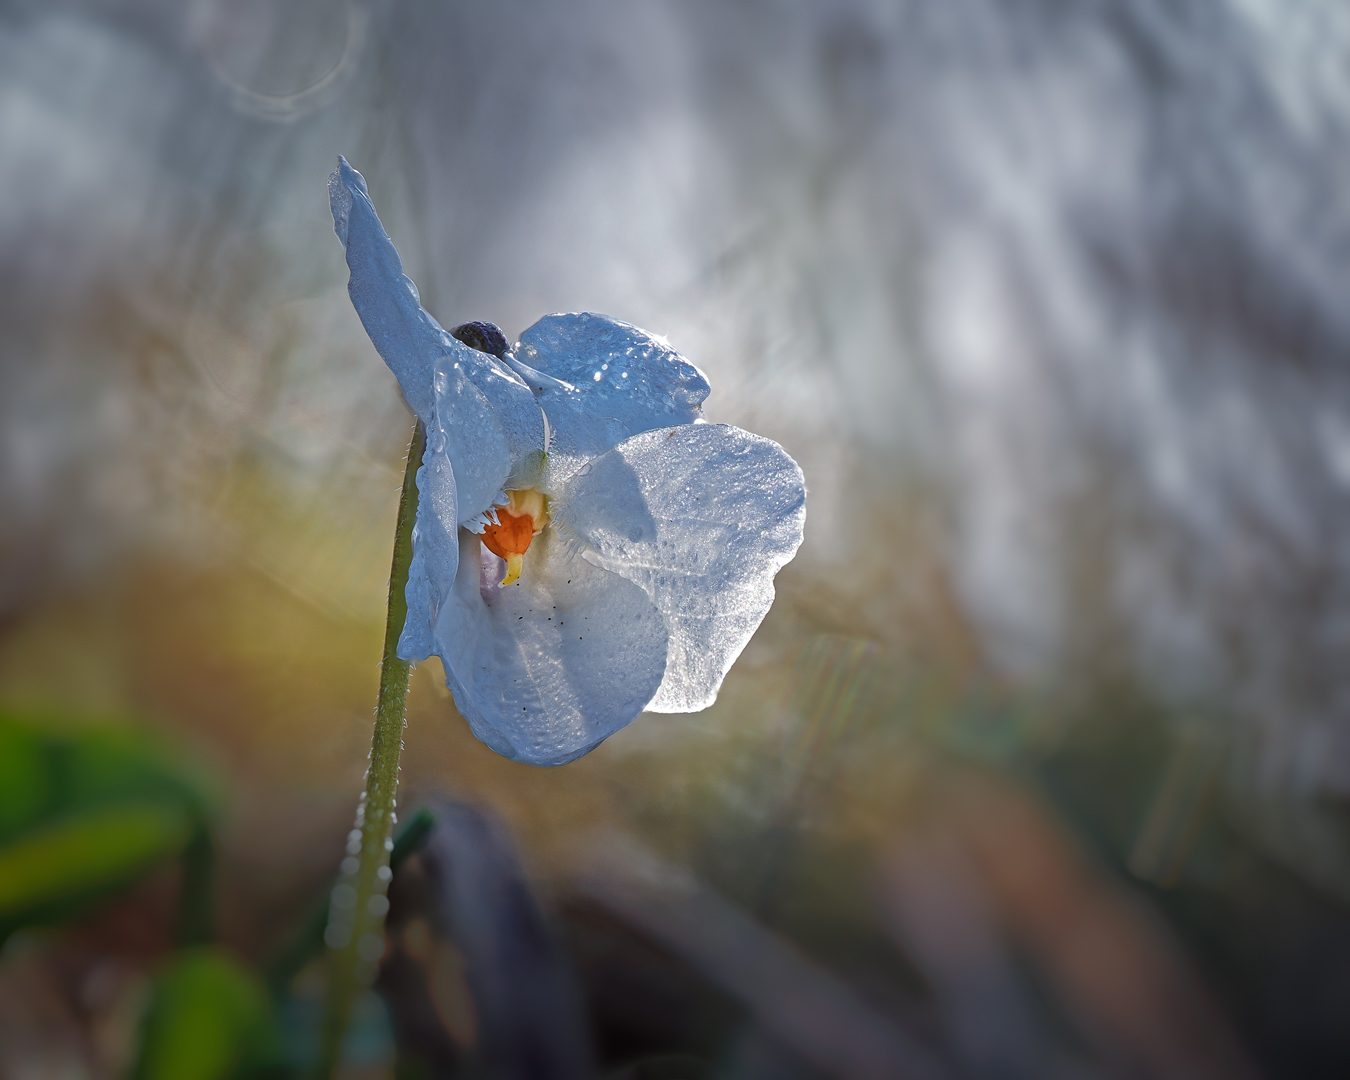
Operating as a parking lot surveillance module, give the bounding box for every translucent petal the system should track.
[506,313,711,488]
[434,527,669,765]
[400,359,548,660]
[429,355,546,524]
[329,157,444,422]
[330,158,546,523]
[557,423,806,713]
[399,433,458,662]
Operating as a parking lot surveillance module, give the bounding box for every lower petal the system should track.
[434,527,668,765]
[556,423,806,713]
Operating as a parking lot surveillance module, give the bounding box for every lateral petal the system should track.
[429,355,546,526]
[398,429,459,662]
[557,423,806,713]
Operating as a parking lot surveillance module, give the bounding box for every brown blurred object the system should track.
[569,830,954,1080]
[881,769,1261,1080]
[0,941,93,1080]
[0,873,174,1080]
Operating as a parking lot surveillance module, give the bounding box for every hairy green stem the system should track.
[315,419,424,1078]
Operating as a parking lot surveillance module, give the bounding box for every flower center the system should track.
[480,488,548,587]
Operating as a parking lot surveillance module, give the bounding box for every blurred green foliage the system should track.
[0,707,215,944]
[0,802,192,914]
[132,948,286,1080]
[0,706,431,1076]
[0,709,299,1075]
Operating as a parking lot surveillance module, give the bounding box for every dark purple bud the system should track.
[451,321,509,359]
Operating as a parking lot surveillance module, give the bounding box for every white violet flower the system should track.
[330,158,806,765]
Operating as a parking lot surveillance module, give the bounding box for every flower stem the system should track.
[315,419,424,1079]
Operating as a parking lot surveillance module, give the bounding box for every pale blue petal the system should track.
[556,423,806,713]
[434,527,669,765]
[399,431,459,662]
[430,354,547,524]
[329,157,443,422]
[506,313,711,488]
[400,356,549,661]
[330,158,546,524]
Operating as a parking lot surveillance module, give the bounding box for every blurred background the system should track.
[1,0,1348,1077]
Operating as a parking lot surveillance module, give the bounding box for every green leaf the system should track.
[0,721,51,836]
[0,710,217,826]
[133,948,286,1080]
[0,711,220,942]
[0,801,193,918]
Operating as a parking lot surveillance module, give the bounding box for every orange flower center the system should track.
[479,488,547,586]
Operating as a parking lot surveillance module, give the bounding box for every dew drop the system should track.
[357,933,386,962]
[331,884,357,910]
[324,924,352,949]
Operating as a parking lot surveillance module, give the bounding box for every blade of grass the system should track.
[315,420,424,1079]
[265,806,437,998]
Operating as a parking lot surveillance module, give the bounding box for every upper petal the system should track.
[329,156,444,422]
[556,423,806,713]
[330,158,545,523]
[504,313,711,489]
[434,526,669,766]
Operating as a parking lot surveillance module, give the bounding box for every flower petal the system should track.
[399,431,458,662]
[557,423,806,713]
[328,157,444,422]
[505,313,711,488]
[429,355,547,524]
[435,527,669,765]
[330,158,546,523]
